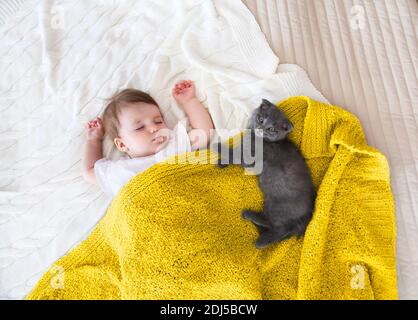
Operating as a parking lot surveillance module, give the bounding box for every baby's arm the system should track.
[83,117,104,184]
[172,80,215,150]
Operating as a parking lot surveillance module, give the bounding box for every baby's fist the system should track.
[85,117,105,141]
[172,80,196,106]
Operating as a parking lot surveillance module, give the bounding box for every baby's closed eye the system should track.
[135,119,163,130]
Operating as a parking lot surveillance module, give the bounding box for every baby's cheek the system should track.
[139,134,155,148]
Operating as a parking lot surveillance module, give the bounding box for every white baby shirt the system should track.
[94,122,192,198]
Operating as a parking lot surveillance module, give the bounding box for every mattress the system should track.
[242,0,418,299]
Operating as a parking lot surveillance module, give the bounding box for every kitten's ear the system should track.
[261,99,273,109]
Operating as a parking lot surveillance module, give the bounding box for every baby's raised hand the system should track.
[85,117,105,141]
[172,80,196,106]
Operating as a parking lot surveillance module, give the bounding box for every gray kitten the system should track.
[212,99,316,249]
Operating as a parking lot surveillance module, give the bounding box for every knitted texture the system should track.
[26,96,397,300]
[0,0,25,26]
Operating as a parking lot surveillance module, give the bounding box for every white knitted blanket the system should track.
[0,0,326,299]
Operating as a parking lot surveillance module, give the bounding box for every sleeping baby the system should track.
[82,80,214,198]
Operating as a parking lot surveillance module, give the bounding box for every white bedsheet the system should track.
[0,0,326,299]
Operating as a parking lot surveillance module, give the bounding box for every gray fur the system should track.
[212,99,316,249]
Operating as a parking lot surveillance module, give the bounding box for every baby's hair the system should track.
[102,88,158,142]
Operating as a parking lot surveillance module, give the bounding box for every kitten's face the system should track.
[248,99,293,142]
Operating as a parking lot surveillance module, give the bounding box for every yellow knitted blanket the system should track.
[26,96,397,300]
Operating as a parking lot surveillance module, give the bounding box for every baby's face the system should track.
[115,102,169,157]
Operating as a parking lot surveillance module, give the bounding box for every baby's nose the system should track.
[148,125,158,133]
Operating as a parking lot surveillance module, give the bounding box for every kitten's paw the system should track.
[216,161,228,169]
[255,239,269,249]
[255,238,274,249]
[241,209,252,220]
[255,231,277,249]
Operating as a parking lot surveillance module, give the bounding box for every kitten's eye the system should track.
[257,115,264,123]
[268,127,276,132]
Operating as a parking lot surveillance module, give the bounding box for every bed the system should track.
[0,0,416,299]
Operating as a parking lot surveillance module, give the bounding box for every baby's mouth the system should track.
[152,135,167,143]
[153,134,170,153]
